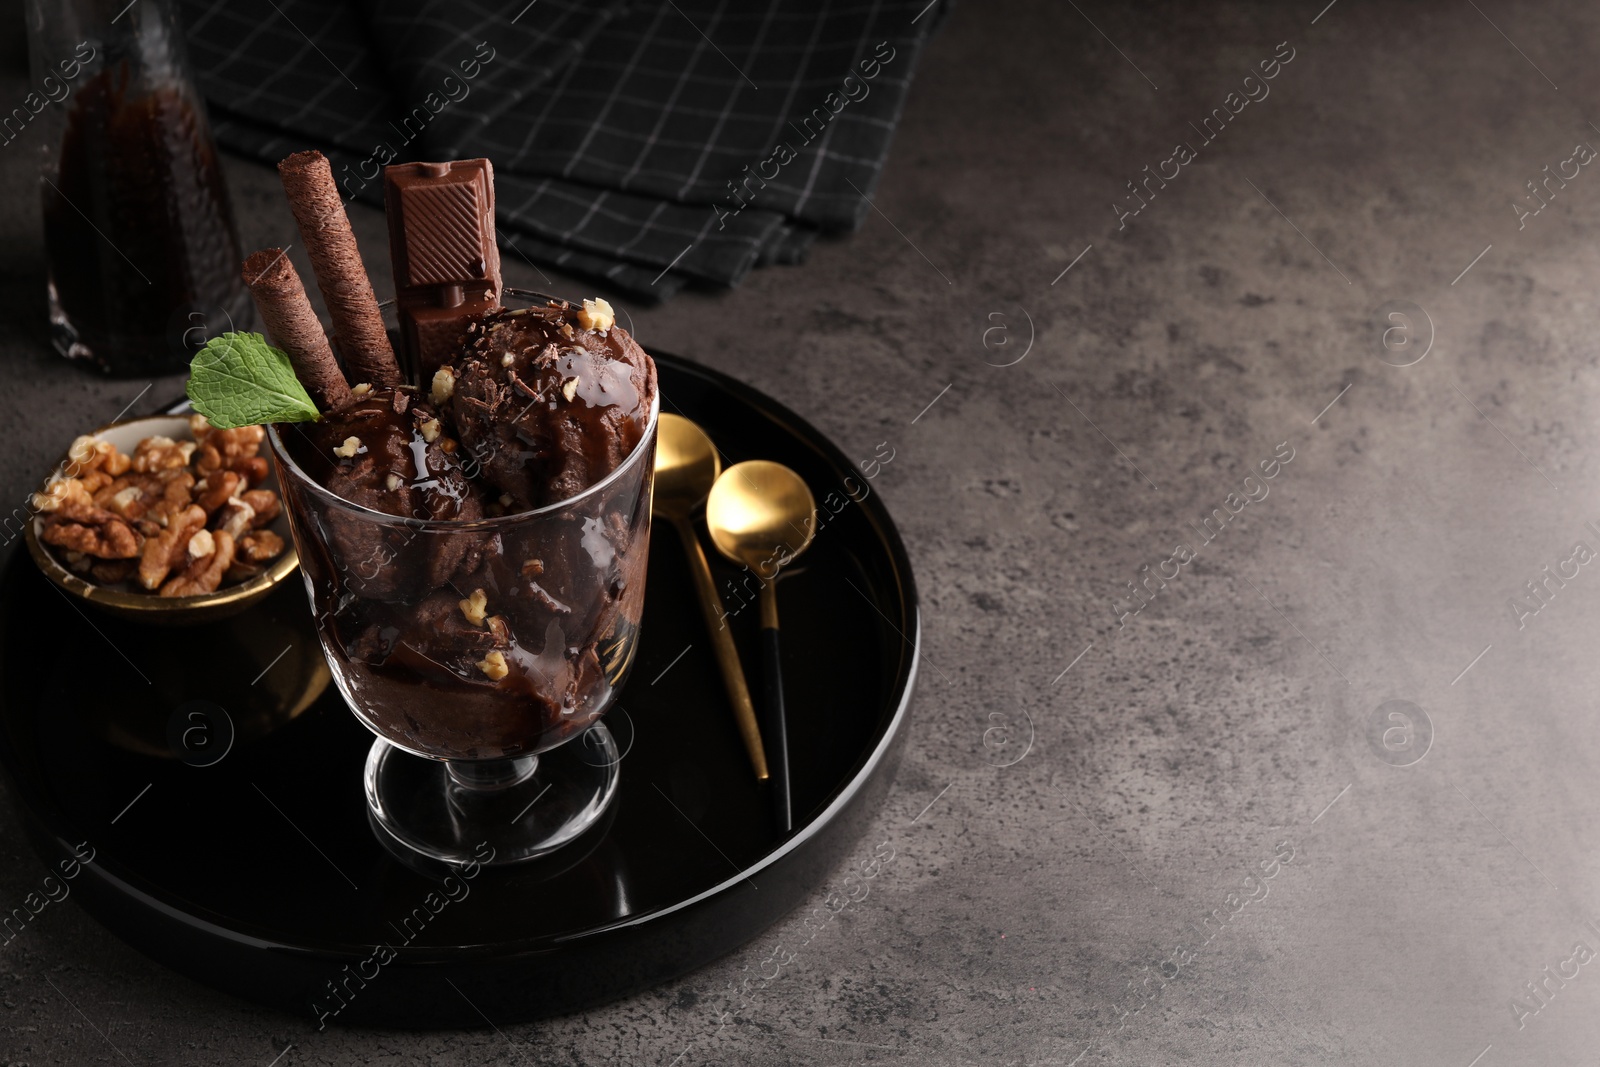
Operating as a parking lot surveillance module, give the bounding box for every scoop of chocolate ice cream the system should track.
[283,385,488,599]
[441,301,657,511]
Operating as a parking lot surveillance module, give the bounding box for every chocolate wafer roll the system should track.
[278,150,401,388]
[242,248,353,413]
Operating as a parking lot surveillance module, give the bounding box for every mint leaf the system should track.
[187,332,320,428]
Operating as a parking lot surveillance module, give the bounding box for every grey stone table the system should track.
[4,0,1600,1063]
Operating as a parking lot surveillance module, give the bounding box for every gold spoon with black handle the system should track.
[706,460,817,833]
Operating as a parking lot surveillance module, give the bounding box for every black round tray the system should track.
[0,352,918,1028]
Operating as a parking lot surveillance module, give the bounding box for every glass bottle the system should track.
[23,0,250,376]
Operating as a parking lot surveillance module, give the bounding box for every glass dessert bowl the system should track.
[269,390,657,866]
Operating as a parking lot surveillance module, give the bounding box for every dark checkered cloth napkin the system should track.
[179,0,951,300]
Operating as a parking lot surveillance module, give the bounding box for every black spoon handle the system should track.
[759,623,792,833]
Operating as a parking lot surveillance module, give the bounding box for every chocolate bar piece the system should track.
[383,160,503,381]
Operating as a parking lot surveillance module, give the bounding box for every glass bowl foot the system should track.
[364,725,620,867]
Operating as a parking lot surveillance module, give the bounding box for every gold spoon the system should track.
[705,460,817,833]
[654,413,768,781]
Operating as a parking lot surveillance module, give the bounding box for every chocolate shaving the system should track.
[277,151,401,388]
[242,248,353,413]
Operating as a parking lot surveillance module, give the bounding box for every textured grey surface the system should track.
[6,0,1600,1064]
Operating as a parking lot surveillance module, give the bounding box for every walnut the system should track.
[77,469,113,495]
[351,383,373,398]
[131,435,196,473]
[39,503,142,559]
[240,489,280,527]
[430,367,456,405]
[561,377,579,402]
[459,588,488,626]
[187,528,215,560]
[216,498,256,540]
[32,477,93,513]
[105,485,147,520]
[138,505,207,589]
[485,615,510,643]
[419,418,441,443]
[145,472,197,527]
[193,441,223,476]
[576,297,615,332]
[210,425,266,461]
[333,436,362,459]
[196,470,241,514]
[188,413,212,441]
[476,650,509,681]
[236,529,285,563]
[227,456,271,486]
[160,529,234,597]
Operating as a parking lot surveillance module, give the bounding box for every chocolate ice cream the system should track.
[443,299,657,510]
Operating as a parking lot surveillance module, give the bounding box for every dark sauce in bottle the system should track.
[43,62,247,376]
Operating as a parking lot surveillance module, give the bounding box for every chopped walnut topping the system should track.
[431,367,456,405]
[476,650,509,681]
[576,297,615,332]
[386,473,403,491]
[561,377,579,402]
[501,352,515,367]
[419,418,441,443]
[333,436,362,458]
[459,587,488,626]
[351,383,373,398]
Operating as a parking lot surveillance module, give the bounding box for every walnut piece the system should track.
[419,418,441,443]
[459,588,488,626]
[131,435,197,473]
[430,367,456,405]
[216,498,256,539]
[187,528,215,560]
[196,470,242,514]
[576,297,615,332]
[138,505,207,589]
[561,377,579,402]
[240,489,280,527]
[39,503,142,559]
[33,477,93,513]
[236,529,285,563]
[333,436,362,459]
[160,529,235,597]
[476,650,509,681]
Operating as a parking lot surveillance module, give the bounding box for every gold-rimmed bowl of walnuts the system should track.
[24,413,299,625]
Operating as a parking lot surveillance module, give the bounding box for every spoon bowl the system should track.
[654,413,721,521]
[704,461,818,579]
